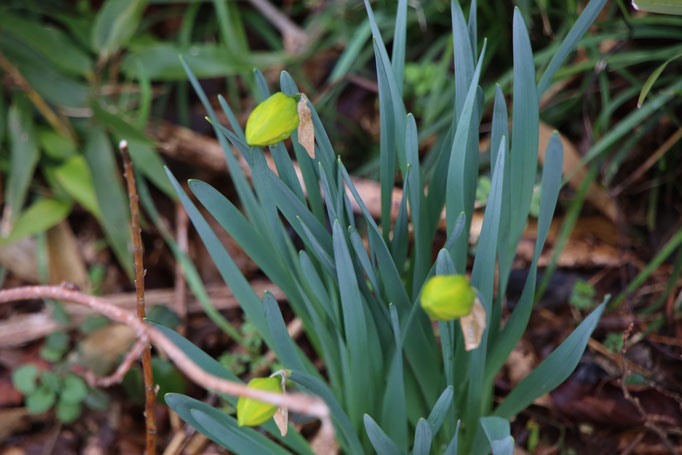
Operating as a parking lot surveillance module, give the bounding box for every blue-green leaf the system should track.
[412,418,432,455]
[165,394,290,455]
[165,168,272,346]
[493,302,606,419]
[332,219,370,420]
[537,0,608,96]
[508,8,539,251]
[480,416,514,455]
[364,414,406,455]
[263,292,307,373]
[426,386,454,436]
[381,304,408,449]
[290,370,364,454]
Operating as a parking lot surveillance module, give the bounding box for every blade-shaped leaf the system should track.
[480,416,514,455]
[83,127,133,279]
[332,219,371,420]
[493,302,606,419]
[91,0,147,59]
[486,133,563,383]
[381,304,408,450]
[537,0,608,96]
[263,292,307,373]
[508,8,539,250]
[391,0,408,93]
[2,96,40,235]
[290,370,364,454]
[0,198,71,246]
[412,418,432,455]
[165,168,272,346]
[426,386,454,437]
[364,414,406,455]
[165,394,291,455]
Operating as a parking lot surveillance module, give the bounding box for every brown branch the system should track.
[0,286,330,423]
[612,127,682,196]
[84,339,147,388]
[121,140,157,455]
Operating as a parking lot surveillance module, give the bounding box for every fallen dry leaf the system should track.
[47,220,89,289]
[76,323,136,376]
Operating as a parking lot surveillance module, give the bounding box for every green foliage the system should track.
[0,0,291,281]
[11,364,39,395]
[569,280,597,310]
[40,331,70,362]
[12,365,101,423]
[160,1,609,453]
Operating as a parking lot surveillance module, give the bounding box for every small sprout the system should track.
[420,274,476,321]
[245,92,299,146]
[237,377,282,427]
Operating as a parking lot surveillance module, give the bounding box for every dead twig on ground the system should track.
[620,323,679,455]
[0,281,284,348]
[0,286,332,439]
[80,339,147,388]
[121,140,157,455]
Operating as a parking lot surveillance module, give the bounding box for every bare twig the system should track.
[82,339,147,388]
[0,286,331,425]
[620,323,678,455]
[0,280,284,348]
[121,140,157,455]
[612,127,682,196]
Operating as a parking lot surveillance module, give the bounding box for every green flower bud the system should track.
[237,377,282,427]
[245,92,299,146]
[420,275,475,321]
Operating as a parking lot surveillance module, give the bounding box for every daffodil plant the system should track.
[161,0,608,453]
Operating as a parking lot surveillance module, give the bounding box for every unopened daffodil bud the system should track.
[420,274,475,321]
[245,92,299,146]
[237,377,282,427]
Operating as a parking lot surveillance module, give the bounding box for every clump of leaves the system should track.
[157,0,609,453]
[12,364,107,423]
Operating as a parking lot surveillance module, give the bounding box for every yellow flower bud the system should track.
[420,275,475,321]
[245,92,300,146]
[237,377,282,427]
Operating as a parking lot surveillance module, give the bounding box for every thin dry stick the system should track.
[620,323,678,455]
[120,140,157,455]
[83,339,146,388]
[612,127,682,196]
[0,286,330,421]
